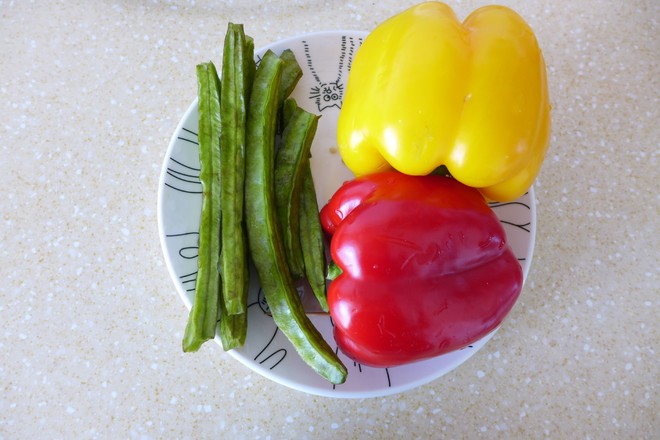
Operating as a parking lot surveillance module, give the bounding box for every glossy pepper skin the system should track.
[337,2,551,202]
[320,172,523,368]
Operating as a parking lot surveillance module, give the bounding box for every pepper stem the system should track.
[326,261,343,281]
[430,164,451,177]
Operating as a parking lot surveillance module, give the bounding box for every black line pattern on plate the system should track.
[167,166,200,181]
[499,219,532,233]
[253,327,287,370]
[166,232,200,289]
[491,199,532,233]
[177,127,199,146]
[164,156,202,194]
[303,35,363,112]
[178,270,198,293]
[178,246,198,260]
[176,127,199,146]
[165,127,201,192]
[490,194,532,263]
[249,290,288,370]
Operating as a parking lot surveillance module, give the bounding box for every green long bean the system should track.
[220,23,252,316]
[299,161,329,312]
[278,49,303,108]
[244,50,347,385]
[182,62,223,353]
[218,289,247,350]
[274,101,318,279]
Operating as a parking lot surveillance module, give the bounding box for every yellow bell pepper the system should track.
[337,2,551,201]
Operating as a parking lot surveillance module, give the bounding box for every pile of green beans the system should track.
[181,24,347,385]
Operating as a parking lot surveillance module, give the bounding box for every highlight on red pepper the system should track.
[320,172,523,368]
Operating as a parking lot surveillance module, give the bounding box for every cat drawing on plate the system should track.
[302,35,363,112]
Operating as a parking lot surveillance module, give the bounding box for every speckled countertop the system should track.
[1,0,657,438]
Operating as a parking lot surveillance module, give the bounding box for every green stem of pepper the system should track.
[326,261,343,282]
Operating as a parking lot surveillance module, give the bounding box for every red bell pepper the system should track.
[320,172,523,368]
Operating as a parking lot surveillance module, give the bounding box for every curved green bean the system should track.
[274,101,318,279]
[244,50,347,385]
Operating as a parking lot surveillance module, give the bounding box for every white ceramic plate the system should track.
[157,30,536,398]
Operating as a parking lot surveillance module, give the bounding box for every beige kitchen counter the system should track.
[1,0,657,438]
